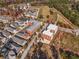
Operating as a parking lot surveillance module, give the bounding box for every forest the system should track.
[48,0,79,27]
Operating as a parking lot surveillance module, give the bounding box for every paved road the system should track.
[20,35,37,59]
[59,27,79,36]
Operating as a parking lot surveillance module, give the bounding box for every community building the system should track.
[40,24,58,44]
[25,19,41,35]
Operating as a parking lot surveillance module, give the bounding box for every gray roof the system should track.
[10,43,21,53]
[26,20,41,33]
[2,30,12,38]
[10,21,25,29]
[16,31,30,40]
[12,36,27,46]
[0,16,12,22]
[6,27,16,33]
[16,32,24,38]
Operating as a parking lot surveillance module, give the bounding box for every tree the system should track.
[48,0,53,7]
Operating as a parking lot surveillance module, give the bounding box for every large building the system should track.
[40,24,58,44]
[25,19,41,35]
[6,18,41,40]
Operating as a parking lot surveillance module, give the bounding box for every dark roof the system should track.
[10,43,21,53]
[12,36,27,46]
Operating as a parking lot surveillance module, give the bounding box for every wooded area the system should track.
[48,0,79,27]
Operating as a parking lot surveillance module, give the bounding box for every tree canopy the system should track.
[48,0,79,27]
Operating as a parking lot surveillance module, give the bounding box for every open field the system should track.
[60,33,79,53]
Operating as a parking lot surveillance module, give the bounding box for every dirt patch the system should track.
[60,33,79,53]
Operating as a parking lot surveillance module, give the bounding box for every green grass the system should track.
[61,52,79,59]
[71,56,79,59]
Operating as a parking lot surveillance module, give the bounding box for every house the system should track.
[6,26,17,34]
[9,20,31,30]
[0,16,12,23]
[16,4,28,10]
[16,31,30,40]
[24,7,39,19]
[1,40,22,56]
[10,22,20,29]
[2,30,12,38]
[40,24,58,44]
[12,36,27,46]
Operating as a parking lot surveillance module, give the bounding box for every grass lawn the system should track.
[71,56,79,59]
